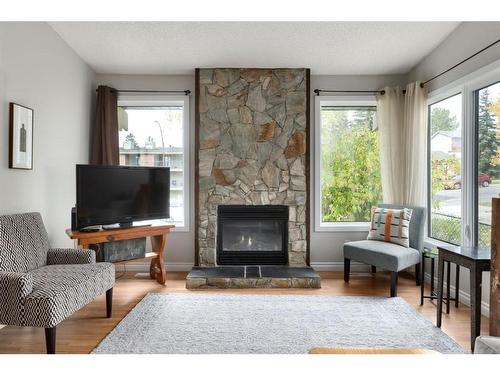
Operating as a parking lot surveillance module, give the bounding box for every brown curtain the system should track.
[91,85,119,165]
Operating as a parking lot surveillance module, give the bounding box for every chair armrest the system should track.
[0,272,33,299]
[47,248,96,265]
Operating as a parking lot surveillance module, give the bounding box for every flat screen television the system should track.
[76,164,170,229]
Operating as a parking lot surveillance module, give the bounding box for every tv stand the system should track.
[66,223,175,285]
[101,222,152,230]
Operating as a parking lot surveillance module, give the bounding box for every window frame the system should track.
[314,95,378,232]
[117,94,190,232]
[426,58,500,248]
[426,91,465,246]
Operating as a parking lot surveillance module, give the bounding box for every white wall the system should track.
[0,22,96,246]
[97,73,406,270]
[408,22,500,315]
[407,22,500,91]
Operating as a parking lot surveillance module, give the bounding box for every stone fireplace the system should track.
[194,68,310,269]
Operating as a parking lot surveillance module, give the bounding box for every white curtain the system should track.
[376,82,427,207]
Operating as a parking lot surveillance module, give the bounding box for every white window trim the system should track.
[314,95,377,232]
[117,94,190,232]
[426,57,500,247]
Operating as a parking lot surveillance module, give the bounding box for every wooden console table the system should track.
[435,244,491,352]
[66,224,174,285]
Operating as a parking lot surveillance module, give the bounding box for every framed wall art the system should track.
[9,102,34,170]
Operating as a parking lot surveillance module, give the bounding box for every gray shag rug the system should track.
[93,293,464,354]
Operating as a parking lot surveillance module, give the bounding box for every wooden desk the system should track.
[436,245,491,352]
[66,224,175,285]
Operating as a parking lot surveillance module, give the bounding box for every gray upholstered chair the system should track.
[343,204,426,297]
[0,212,115,354]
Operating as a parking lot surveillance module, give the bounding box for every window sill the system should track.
[424,237,459,250]
[315,222,370,233]
[134,219,189,233]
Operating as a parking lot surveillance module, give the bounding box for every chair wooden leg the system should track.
[415,263,421,286]
[390,272,398,297]
[45,326,56,354]
[106,288,113,318]
[371,265,376,274]
[344,258,350,282]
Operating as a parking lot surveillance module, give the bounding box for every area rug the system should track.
[93,293,464,354]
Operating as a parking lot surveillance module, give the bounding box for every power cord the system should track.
[115,263,127,280]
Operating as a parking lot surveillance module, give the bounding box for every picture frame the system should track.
[9,102,34,170]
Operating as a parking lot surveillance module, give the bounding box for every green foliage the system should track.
[321,109,382,222]
[429,101,461,210]
[430,107,459,136]
[124,133,139,149]
[430,157,460,209]
[478,89,500,178]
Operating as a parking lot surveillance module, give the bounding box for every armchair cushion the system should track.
[474,336,500,354]
[47,248,95,265]
[344,240,420,272]
[0,272,33,326]
[24,263,115,327]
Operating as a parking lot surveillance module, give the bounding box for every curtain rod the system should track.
[96,88,191,95]
[422,38,500,87]
[313,89,385,96]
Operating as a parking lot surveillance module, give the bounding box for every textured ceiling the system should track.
[49,22,460,75]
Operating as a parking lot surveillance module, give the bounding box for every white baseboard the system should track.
[424,272,490,318]
[311,261,370,272]
[114,262,194,272]
[116,261,368,273]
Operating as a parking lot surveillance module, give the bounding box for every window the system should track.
[428,94,463,245]
[117,96,189,229]
[315,97,382,231]
[475,81,500,246]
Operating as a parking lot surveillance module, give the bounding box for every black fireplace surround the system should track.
[217,205,288,265]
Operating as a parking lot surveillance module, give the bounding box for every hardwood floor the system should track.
[0,271,489,354]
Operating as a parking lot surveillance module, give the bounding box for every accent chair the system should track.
[0,212,115,354]
[343,204,426,297]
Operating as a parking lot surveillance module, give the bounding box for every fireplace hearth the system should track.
[217,205,288,265]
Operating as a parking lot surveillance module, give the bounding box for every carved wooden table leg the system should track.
[150,234,167,285]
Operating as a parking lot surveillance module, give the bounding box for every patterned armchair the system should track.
[0,212,115,353]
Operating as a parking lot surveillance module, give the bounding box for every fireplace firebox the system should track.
[217,205,288,265]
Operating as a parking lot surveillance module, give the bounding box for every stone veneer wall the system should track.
[195,68,310,267]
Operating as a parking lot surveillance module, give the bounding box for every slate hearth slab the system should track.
[260,266,319,279]
[185,266,321,289]
[188,266,244,278]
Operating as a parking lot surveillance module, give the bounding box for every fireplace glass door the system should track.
[217,205,288,265]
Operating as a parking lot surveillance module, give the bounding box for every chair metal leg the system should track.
[415,263,421,286]
[430,257,435,296]
[371,265,376,274]
[390,272,398,297]
[420,254,425,305]
[45,326,56,354]
[455,265,460,308]
[106,288,113,318]
[446,261,451,314]
[344,258,350,282]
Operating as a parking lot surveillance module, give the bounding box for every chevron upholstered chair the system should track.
[0,212,115,353]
